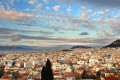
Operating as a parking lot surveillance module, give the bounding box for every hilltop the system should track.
[104,39,120,48]
[71,46,91,49]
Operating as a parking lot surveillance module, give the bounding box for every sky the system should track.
[0,0,120,47]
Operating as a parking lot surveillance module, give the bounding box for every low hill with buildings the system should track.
[71,46,91,49]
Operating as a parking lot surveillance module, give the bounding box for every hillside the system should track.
[104,39,120,48]
[71,46,91,49]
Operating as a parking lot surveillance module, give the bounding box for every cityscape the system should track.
[0,40,120,80]
[0,0,120,80]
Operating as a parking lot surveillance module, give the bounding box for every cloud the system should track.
[108,21,120,35]
[36,15,43,18]
[42,0,49,3]
[66,6,72,12]
[53,0,120,7]
[79,32,89,35]
[39,11,97,31]
[0,2,5,10]
[53,5,61,11]
[0,26,53,35]
[28,0,38,5]
[98,11,105,15]
[0,30,117,47]
[91,12,96,17]
[36,3,42,9]
[46,6,50,10]
[0,0,17,11]
[105,9,110,13]
[9,0,15,5]
[81,6,87,10]
[0,32,116,46]
[0,33,65,42]
[25,9,30,11]
[94,17,104,22]
[0,10,37,26]
[0,10,34,22]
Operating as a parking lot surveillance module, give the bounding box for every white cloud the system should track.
[28,0,38,5]
[43,0,49,3]
[36,15,43,18]
[114,14,120,20]
[86,10,92,15]
[25,9,30,11]
[36,3,42,9]
[0,10,34,23]
[0,2,4,10]
[91,12,96,16]
[81,6,86,10]
[66,6,72,12]
[9,0,15,5]
[87,10,92,12]
[79,10,92,18]
[53,5,61,11]
[98,11,105,14]
[46,6,50,10]
[94,17,104,22]
[98,9,110,15]
[105,9,110,13]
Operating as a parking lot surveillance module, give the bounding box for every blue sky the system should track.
[0,0,120,47]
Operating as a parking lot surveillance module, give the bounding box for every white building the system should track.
[24,62,31,69]
[77,61,84,65]
[32,61,39,66]
[32,60,44,66]
[65,77,75,80]
[53,62,61,70]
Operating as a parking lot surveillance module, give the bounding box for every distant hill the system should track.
[0,45,74,51]
[0,46,36,51]
[104,39,120,48]
[71,46,91,49]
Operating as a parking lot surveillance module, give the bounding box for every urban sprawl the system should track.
[0,48,120,80]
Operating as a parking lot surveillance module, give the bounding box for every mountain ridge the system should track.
[104,39,120,48]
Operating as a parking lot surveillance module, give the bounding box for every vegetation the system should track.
[73,72,81,79]
[81,70,101,79]
[0,66,5,78]
[41,59,54,80]
[97,71,101,77]
[81,70,88,79]
[12,62,15,66]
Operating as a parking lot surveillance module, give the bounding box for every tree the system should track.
[81,70,88,79]
[73,72,81,79]
[41,59,54,80]
[89,74,98,79]
[46,58,52,69]
[12,62,15,66]
[97,71,101,77]
[41,66,47,80]
[0,66,5,78]
[12,71,21,80]
[0,70,4,78]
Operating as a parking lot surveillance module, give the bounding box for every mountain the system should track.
[0,45,93,51]
[104,39,120,48]
[0,46,38,51]
[0,45,74,51]
[71,46,91,49]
